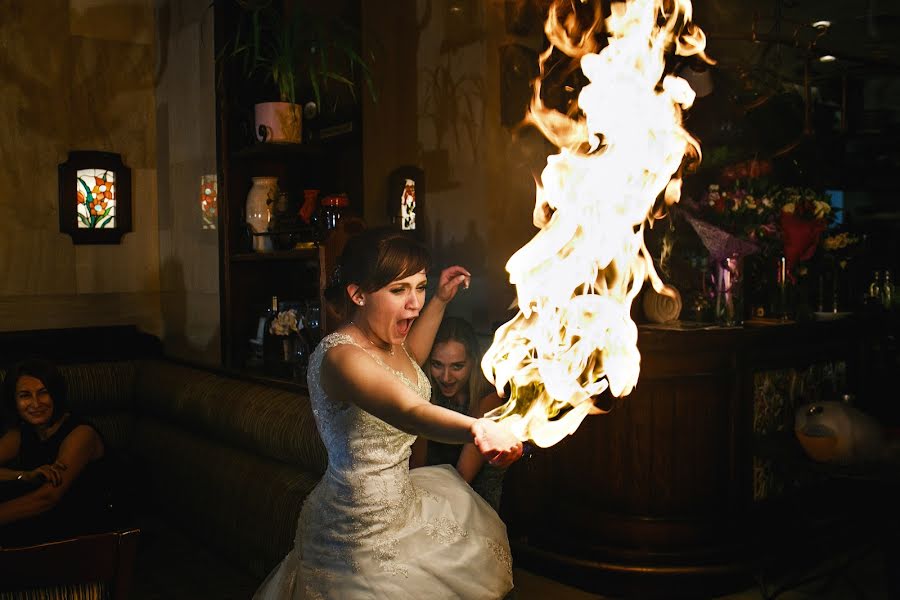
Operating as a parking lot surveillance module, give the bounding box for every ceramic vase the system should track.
[246,176,277,253]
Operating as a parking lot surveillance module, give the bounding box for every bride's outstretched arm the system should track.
[405,265,470,365]
[322,344,521,466]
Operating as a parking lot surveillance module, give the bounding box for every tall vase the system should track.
[711,253,744,326]
[774,255,789,320]
[246,176,277,253]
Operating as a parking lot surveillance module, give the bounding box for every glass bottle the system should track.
[868,271,882,302]
[249,296,278,366]
[320,193,349,232]
[262,295,281,368]
[883,270,894,308]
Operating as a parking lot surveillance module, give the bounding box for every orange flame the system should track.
[484,0,710,448]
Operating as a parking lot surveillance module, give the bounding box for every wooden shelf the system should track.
[230,247,321,262]
[231,142,326,161]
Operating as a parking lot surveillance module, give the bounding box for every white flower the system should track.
[269,309,302,335]
[814,200,831,219]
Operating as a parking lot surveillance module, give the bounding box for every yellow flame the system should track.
[484,0,709,448]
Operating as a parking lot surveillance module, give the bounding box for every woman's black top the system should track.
[0,414,110,547]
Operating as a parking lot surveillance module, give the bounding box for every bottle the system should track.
[883,270,894,308]
[868,271,882,302]
[262,296,281,368]
[249,296,278,365]
[320,193,349,232]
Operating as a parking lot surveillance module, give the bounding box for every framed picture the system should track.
[387,166,425,239]
[58,151,132,244]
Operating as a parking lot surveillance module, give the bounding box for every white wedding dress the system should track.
[254,333,514,600]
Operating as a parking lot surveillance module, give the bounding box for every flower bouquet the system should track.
[683,161,834,321]
[269,309,302,336]
[268,309,309,367]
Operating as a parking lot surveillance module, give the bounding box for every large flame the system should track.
[484,0,710,448]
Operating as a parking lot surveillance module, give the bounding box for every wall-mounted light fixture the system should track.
[58,151,132,244]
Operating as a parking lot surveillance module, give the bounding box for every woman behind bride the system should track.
[255,228,523,599]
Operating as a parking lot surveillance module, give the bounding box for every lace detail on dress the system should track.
[486,538,514,576]
[373,538,409,577]
[424,517,469,545]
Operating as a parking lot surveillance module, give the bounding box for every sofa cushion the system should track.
[60,362,137,452]
[133,417,320,577]
[58,362,137,414]
[134,360,326,475]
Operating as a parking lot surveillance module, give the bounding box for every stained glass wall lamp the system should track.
[58,151,132,244]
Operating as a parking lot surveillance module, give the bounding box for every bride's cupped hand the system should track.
[471,418,523,468]
[435,266,471,303]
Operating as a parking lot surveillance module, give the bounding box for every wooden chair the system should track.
[0,528,139,599]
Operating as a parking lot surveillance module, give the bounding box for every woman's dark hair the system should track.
[324,227,430,318]
[2,359,68,430]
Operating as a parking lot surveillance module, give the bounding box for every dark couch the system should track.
[3,352,327,599]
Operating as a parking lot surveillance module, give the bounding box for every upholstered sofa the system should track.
[2,354,326,598]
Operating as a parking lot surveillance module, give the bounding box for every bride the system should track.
[255,228,523,599]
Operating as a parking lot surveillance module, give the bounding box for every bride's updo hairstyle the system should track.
[325,227,430,319]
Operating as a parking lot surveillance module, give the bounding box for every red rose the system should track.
[781,211,826,271]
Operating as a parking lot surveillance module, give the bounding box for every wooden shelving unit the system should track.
[213,0,363,383]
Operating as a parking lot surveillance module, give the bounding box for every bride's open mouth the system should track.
[396,318,414,337]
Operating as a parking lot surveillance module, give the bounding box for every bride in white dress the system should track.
[255,228,523,599]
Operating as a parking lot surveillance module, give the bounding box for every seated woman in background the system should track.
[411,317,507,510]
[0,359,107,546]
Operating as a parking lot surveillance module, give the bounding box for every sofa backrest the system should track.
[130,360,327,576]
[59,362,138,452]
[133,360,326,476]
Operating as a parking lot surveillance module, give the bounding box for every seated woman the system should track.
[411,317,506,510]
[0,359,107,546]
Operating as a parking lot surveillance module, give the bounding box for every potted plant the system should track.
[224,0,375,143]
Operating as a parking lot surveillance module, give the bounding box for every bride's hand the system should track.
[435,266,471,303]
[471,418,523,468]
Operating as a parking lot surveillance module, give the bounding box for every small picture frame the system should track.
[58,151,132,244]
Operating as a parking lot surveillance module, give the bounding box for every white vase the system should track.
[246,176,278,253]
[254,102,302,143]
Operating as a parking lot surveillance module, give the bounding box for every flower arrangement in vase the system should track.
[682,158,835,321]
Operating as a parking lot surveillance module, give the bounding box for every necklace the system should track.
[349,322,394,356]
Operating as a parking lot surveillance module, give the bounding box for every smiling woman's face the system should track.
[429,340,473,403]
[15,375,55,427]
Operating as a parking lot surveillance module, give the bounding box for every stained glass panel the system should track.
[401,178,416,230]
[200,174,217,230]
[76,168,116,229]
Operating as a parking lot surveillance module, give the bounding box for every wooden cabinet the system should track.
[500,319,875,598]
[213,1,364,383]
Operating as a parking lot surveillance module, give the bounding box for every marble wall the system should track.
[154,0,220,365]
[362,0,540,332]
[0,0,162,335]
